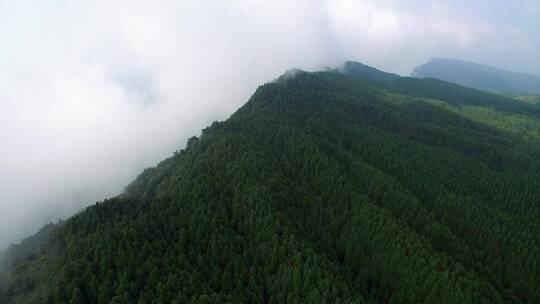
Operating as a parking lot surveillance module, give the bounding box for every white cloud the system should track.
[0,0,342,247]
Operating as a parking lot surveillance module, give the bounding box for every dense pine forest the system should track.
[1,62,540,303]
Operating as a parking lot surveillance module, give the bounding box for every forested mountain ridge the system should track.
[2,62,540,303]
[411,57,540,95]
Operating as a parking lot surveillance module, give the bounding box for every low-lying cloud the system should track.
[1,0,538,248]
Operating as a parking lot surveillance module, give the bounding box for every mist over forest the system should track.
[1,2,540,298]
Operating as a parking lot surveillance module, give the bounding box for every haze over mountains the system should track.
[411,58,540,95]
[2,61,540,304]
[2,1,540,303]
[3,0,540,255]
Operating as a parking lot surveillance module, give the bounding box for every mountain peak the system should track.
[337,61,400,84]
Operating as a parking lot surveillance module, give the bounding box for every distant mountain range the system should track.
[411,57,540,95]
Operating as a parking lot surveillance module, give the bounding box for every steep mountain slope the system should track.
[2,63,540,304]
[0,223,60,282]
[411,57,540,95]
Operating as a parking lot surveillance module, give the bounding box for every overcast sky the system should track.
[1,0,539,248]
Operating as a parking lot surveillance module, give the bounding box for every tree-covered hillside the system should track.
[2,63,540,304]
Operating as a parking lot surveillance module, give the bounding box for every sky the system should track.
[0,0,539,248]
